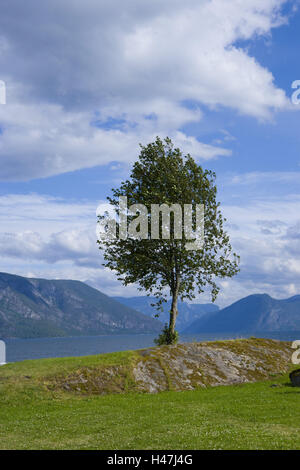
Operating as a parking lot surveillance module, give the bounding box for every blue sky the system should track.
[0,0,300,307]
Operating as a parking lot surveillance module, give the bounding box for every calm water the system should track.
[2,331,300,363]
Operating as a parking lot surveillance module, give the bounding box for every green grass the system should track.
[0,351,299,450]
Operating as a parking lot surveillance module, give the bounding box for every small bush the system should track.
[154,324,179,346]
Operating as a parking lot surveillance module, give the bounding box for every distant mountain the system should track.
[183,293,300,334]
[0,272,162,338]
[113,296,219,332]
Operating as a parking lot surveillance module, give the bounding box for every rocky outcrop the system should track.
[132,338,292,392]
[51,338,294,395]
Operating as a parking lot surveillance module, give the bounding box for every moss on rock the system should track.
[50,338,293,395]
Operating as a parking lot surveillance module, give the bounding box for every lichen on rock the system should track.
[50,338,293,395]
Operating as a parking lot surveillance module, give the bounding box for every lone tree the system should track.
[97,137,239,344]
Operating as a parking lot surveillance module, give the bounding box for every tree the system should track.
[97,137,240,344]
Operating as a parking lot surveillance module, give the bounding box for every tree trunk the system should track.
[169,276,180,335]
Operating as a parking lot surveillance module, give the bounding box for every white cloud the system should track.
[1,189,300,307]
[227,171,300,186]
[211,193,300,305]
[0,193,96,233]
[0,230,101,267]
[0,193,101,266]
[0,102,231,180]
[0,0,292,180]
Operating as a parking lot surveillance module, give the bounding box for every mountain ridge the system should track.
[183,292,300,334]
[0,272,162,338]
[113,295,219,332]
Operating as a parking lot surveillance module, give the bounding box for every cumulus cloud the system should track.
[0,193,96,233]
[213,193,300,305]
[0,229,101,267]
[0,193,101,266]
[0,193,140,296]
[0,0,292,180]
[227,171,300,186]
[0,102,231,180]
[257,219,287,235]
[0,0,298,305]
[1,190,300,307]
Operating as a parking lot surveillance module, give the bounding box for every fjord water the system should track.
[4,331,300,363]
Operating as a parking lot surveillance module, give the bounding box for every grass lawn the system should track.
[0,350,299,450]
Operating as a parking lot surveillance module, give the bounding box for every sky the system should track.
[0,0,300,307]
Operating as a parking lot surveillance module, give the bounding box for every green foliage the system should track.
[97,137,240,334]
[154,323,179,345]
